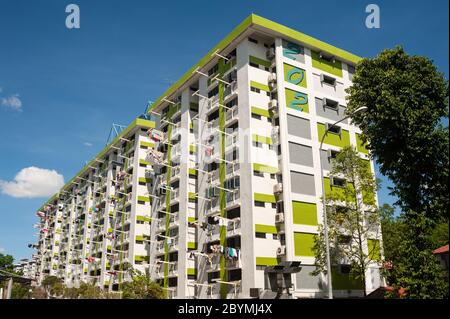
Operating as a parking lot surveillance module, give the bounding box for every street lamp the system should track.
[319,106,368,299]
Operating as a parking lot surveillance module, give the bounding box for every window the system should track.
[208,86,219,98]
[208,64,218,76]
[270,174,276,179]
[252,114,262,120]
[250,62,259,69]
[319,52,335,63]
[264,66,270,72]
[327,149,340,159]
[323,98,339,111]
[255,232,266,238]
[331,176,346,187]
[252,141,262,148]
[339,264,351,274]
[251,87,260,93]
[266,92,271,97]
[338,235,351,245]
[271,203,277,209]
[253,171,264,177]
[254,201,265,207]
[248,37,258,44]
[320,74,337,86]
[326,123,341,135]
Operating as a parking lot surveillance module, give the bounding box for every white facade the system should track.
[30,15,383,299]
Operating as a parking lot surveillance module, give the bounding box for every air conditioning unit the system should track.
[276,245,286,256]
[266,48,275,60]
[273,183,283,195]
[268,99,278,110]
[275,213,285,223]
[268,73,277,83]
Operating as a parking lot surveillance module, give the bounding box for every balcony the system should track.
[225,106,238,126]
[223,82,238,102]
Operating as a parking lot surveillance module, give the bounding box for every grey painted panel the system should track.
[315,98,348,124]
[296,265,324,290]
[287,115,311,140]
[289,142,313,167]
[319,149,332,171]
[290,171,315,196]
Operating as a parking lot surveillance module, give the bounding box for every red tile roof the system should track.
[433,244,449,255]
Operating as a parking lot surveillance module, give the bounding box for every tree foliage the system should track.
[0,253,15,272]
[121,269,164,299]
[346,46,449,223]
[312,146,381,296]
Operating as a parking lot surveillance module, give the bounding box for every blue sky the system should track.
[0,0,448,261]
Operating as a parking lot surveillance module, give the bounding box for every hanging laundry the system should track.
[205,146,214,156]
[36,211,45,218]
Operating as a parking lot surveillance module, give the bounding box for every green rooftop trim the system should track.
[255,224,278,234]
[256,257,280,266]
[137,196,151,203]
[146,15,360,119]
[249,55,272,68]
[250,80,270,92]
[251,106,271,118]
[252,134,273,145]
[254,193,276,203]
[38,117,155,211]
[253,163,279,174]
[140,141,155,148]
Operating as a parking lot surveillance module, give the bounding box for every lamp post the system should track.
[319,106,368,299]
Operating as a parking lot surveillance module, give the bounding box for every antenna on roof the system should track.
[106,123,126,146]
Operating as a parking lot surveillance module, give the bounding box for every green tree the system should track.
[10,283,32,299]
[346,46,449,222]
[41,275,64,298]
[312,146,381,297]
[122,269,164,299]
[0,253,15,272]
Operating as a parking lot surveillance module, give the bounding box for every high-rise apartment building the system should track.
[30,14,384,299]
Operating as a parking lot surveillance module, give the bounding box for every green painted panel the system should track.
[254,193,276,203]
[140,141,155,148]
[250,80,270,92]
[251,106,271,118]
[136,215,151,222]
[252,134,273,145]
[256,257,280,266]
[188,242,197,249]
[188,168,197,176]
[285,88,309,113]
[311,51,343,77]
[331,267,364,290]
[135,255,150,262]
[356,133,369,154]
[255,224,278,234]
[249,55,272,68]
[253,163,279,174]
[292,201,318,226]
[188,192,197,200]
[187,268,197,276]
[138,177,152,183]
[139,159,150,166]
[323,177,356,203]
[293,232,316,257]
[283,63,307,88]
[137,196,151,202]
[317,123,350,148]
[188,217,196,223]
[189,144,197,153]
[368,239,381,261]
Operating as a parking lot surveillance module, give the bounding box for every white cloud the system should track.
[1,94,22,111]
[0,247,5,253]
[0,167,65,198]
[83,142,93,147]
